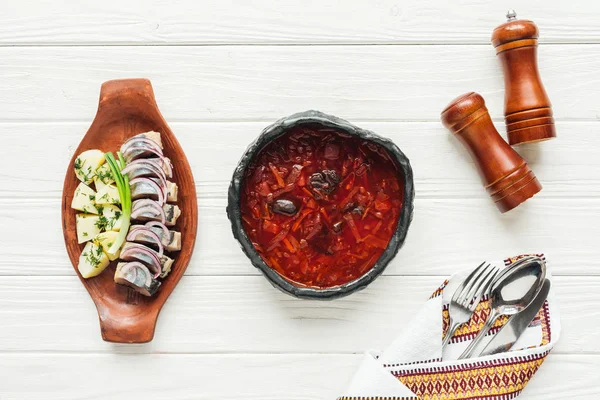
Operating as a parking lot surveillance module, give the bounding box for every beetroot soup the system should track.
[240,125,404,288]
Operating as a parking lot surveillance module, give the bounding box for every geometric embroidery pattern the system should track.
[399,253,553,399]
[393,353,548,400]
[337,398,415,400]
[340,255,552,400]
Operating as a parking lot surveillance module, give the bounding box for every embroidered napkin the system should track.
[338,254,560,400]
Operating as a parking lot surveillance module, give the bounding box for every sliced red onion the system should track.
[145,221,171,245]
[123,146,165,163]
[131,200,166,224]
[122,160,166,181]
[127,227,164,257]
[132,199,159,210]
[146,157,173,178]
[123,162,168,199]
[121,244,162,278]
[121,137,163,157]
[130,177,165,205]
[162,158,173,178]
[117,262,152,287]
[131,206,166,224]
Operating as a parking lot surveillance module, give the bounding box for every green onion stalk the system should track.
[104,151,131,256]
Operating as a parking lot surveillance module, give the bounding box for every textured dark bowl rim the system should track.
[227,110,415,300]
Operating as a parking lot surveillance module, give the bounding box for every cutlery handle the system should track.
[441,317,459,348]
[459,311,498,359]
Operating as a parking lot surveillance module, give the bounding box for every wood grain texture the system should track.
[0,121,597,199]
[0,276,594,354]
[441,92,542,212]
[492,18,556,145]
[61,79,198,343]
[2,2,599,398]
[0,353,598,400]
[1,0,600,45]
[2,197,599,277]
[0,45,597,122]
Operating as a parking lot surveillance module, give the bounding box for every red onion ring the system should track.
[120,137,163,157]
[130,177,165,205]
[127,227,164,257]
[123,146,165,163]
[123,163,168,199]
[145,221,171,245]
[146,157,173,178]
[122,161,166,181]
[121,244,162,278]
[132,199,159,210]
[117,262,153,287]
[131,200,166,224]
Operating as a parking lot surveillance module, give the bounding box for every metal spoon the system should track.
[458,256,546,359]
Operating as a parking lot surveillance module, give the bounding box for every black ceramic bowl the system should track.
[227,111,414,299]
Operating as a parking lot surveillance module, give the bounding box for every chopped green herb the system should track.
[96,165,115,184]
[82,232,88,237]
[85,245,103,268]
[95,215,110,230]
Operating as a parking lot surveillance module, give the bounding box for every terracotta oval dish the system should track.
[61,79,198,343]
[227,111,414,299]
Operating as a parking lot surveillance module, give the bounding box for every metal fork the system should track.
[441,262,499,348]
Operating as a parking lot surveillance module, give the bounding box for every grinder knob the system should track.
[491,11,556,145]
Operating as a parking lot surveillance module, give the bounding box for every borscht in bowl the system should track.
[227,111,414,299]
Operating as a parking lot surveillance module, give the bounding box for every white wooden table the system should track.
[1,1,599,398]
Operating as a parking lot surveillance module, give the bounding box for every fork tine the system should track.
[452,261,485,301]
[460,263,493,306]
[456,262,490,304]
[477,266,500,301]
[467,265,499,310]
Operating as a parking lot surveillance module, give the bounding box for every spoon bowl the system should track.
[459,256,546,358]
[491,256,546,315]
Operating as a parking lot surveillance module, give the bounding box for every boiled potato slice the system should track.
[76,214,101,244]
[78,241,110,278]
[95,184,120,205]
[94,163,114,192]
[94,231,121,261]
[74,150,105,184]
[71,182,98,214]
[99,204,124,231]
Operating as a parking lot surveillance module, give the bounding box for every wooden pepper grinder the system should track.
[441,92,542,213]
[492,10,556,145]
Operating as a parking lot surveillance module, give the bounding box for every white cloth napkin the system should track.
[338,254,560,400]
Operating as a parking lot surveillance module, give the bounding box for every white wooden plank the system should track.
[2,196,598,276]
[1,0,600,45]
[0,276,593,354]
[0,45,596,122]
[2,353,596,400]
[0,121,596,199]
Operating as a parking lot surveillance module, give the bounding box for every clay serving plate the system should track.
[227,110,414,300]
[61,79,198,343]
